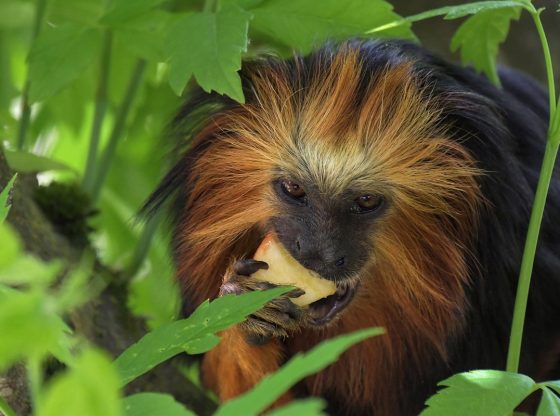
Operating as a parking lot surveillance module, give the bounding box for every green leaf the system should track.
[545,380,560,395]
[38,349,121,416]
[127,254,181,329]
[0,174,16,223]
[0,255,61,287]
[214,328,384,416]
[248,0,414,54]
[28,24,101,102]
[266,398,327,416]
[183,333,221,354]
[166,5,251,102]
[0,290,67,370]
[114,11,173,61]
[0,223,21,268]
[123,393,196,416]
[101,0,167,25]
[537,388,560,416]
[421,370,536,416]
[450,7,521,85]
[4,150,76,173]
[114,287,290,386]
[0,1,34,30]
[46,0,106,27]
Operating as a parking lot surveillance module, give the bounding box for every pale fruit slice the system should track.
[252,233,337,306]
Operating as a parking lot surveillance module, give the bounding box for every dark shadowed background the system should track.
[393,0,559,84]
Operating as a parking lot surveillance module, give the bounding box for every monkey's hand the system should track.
[220,259,308,345]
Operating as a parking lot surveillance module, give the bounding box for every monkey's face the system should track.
[268,173,389,324]
[270,177,387,281]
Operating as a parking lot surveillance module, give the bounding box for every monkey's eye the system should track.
[281,180,306,200]
[351,194,384,214]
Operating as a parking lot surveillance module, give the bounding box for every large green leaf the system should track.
[101,0,167,25]
[214,328,384,416]
[537,388,560,416]
[266,398,327,416]
[0,174,16,223]
[123,393,195,416]
[38,349,121,416]
[450,7,521,84]
[28,24,101,102]
[248,0,414,54]
[166,5,251,102]
[0,1,34,30]
[114,287,290,386]
[114,11,173,61]
[421,370,536,416]
[46,0,106,27]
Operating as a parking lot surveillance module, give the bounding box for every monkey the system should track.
[146,40,560,415]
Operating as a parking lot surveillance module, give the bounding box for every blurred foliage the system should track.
[0,0,559,415]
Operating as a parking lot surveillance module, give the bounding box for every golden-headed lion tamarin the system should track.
[147,40,560,415]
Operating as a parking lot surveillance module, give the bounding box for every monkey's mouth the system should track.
[308,284,356,325]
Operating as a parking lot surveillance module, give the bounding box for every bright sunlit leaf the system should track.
[38,349,121,416]
[421,370,536,416]
[0,290,67,370]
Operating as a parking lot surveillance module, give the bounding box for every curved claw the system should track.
[234,259,269,276]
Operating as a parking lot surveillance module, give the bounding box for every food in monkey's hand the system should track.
[252,233,337,307]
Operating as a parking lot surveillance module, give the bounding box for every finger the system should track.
[245,332,272,346]
[255,281,277,291]
[234,259,269,276]
[288,288,305,298]
[242,316,287,339]
[268,297,302,320]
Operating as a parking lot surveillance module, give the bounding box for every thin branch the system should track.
[90,59,147,203]
[82,31,113,194]
[16,0,46,149]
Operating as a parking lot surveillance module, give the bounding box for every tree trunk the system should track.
[0,151,216,416]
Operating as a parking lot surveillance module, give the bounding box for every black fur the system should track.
[146,40,560,414]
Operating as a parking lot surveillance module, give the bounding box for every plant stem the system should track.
[16,0,46,149]
[90,59,146,203]
[531,9,556,114]
[506,9,558,373]
[26,357,42,410]
[0,396,17,416]
[82,30,113,194]
[124,209,163,281]
[506,141,559,373]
